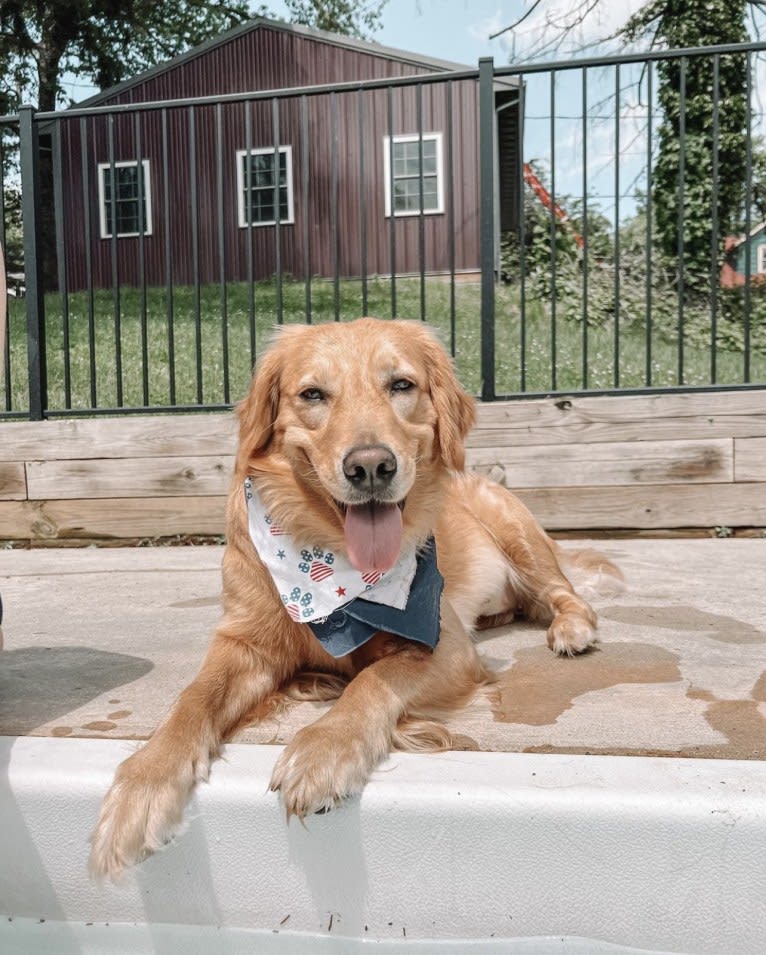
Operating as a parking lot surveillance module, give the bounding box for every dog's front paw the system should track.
[89,751,195,880]
[547,612,598,656]
[269,718,383,818]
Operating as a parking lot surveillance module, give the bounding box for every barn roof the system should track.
[74,15,476,109]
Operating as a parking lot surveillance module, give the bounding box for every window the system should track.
[383,133,444,217]
[237,147,294,227]
[758,242,766,274]
[98,160,152,239]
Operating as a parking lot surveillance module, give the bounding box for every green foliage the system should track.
[688,284,766,357]
[0,1,258,111]
[501,164,610,294]
[498,4,766,372]
[501,167,632,326]
[283,0,387,39]
[502,172,766,368]
[0,1,388,112]
[0,180,22,272]
[624,1,750,272]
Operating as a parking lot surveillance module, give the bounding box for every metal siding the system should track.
[498,90,520,233]
[107,28,433,105]
[59,26,484,292]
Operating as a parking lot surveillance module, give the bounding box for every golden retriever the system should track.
[89,317,621,879]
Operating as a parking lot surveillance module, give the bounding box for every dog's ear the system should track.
[235,344,283,474]
[420,327,476,471]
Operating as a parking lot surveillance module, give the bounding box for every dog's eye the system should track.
[391,378,415,393]
[300,387,325,402]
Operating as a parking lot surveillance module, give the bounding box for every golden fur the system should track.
[89,317,621,879]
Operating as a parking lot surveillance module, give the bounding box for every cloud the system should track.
[468,6,506,43]
[494,0,649,61]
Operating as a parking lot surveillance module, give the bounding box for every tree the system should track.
[492,0,766,60]
[282,0,387,40]
[623,1,750,274]
[495,0,763,287]
[0,1,260,114]
[0,1,388,114]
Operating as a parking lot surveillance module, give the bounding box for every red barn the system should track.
[52,17,520,293]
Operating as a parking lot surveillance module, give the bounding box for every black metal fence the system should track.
[492,41,766,402]
[2,42,765,420]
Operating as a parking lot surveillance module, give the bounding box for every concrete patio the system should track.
[1,539,765,954]
[1,539,764,758]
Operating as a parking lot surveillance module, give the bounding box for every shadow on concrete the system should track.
[0,647,153,735]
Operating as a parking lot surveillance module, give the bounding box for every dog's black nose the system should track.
[343,445,398,489]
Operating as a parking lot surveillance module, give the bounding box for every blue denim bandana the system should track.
[309,538,444,658]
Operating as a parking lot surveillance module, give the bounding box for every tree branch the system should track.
[489,0,543,40]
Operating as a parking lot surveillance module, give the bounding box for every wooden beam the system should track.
[516,483,766,530]
[0,413,237,462]
[467,438,733,488]
[26,456,235,500]
[0,496,227,540]
[2,482,762,540]
[0,463,26,500]
[471,392,766,447]
[475,390,766,429]
[734,437,766,482]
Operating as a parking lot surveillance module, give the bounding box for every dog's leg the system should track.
[501,526,598,656]
[89,630,283,880]
[459,478,599,656]
[270,603,486,818]
[533,564,598,656]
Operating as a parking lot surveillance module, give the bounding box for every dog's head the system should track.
[236,318,475,573]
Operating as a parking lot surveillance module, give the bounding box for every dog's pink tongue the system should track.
[344,503,403,574]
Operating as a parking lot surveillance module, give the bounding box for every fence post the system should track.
[479,57,496,402]
[19,105,47,420]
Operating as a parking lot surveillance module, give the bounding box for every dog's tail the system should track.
[555,544,625,601]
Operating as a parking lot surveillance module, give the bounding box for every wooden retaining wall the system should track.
[1,390,764,542]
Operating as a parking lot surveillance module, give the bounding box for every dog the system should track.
[89,317,621,879]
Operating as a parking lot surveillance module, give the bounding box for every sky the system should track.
[267,0,650,67]
[375,0,643,64]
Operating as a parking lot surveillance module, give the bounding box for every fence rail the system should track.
[1,42,765,420]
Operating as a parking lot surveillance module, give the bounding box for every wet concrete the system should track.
[1,539,765,761]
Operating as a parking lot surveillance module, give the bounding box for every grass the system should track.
[3,276,763,415]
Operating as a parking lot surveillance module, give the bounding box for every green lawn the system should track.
[3,276,762,415]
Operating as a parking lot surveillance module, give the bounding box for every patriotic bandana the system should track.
[244,479,443,657]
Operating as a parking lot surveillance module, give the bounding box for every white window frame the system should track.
[383,132,445,218]
[97,159,153,239]
[757,242,766,274]
[236,146,295,228]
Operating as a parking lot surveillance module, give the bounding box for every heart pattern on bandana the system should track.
[245,478,418,623]
[310,561,334,582]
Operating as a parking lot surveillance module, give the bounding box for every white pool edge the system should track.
[2,736,765,954]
